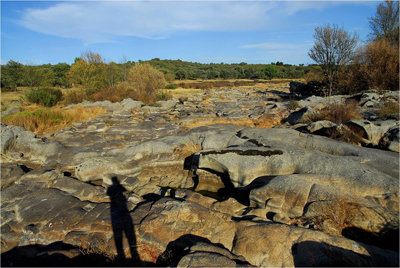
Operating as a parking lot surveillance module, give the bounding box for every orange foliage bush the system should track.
[364,39,399,91]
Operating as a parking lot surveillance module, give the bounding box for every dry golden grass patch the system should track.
[378,101,399,120]
[166,88,203,99]
[181,112,285,129]
[62,88,89,105]
[1,90,25,104]
[289,198,358,236]
[309,100,362,124]
[173,141,202,160]
[199,98,213,105]
[1,106,106,136]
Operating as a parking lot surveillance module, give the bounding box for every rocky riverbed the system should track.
[1,85,399,266]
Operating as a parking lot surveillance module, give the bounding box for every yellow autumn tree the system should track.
[67,51,107,92]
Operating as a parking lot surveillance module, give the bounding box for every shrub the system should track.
[325,125,366,145]
[173,142,202,160]
[378,101,399,120]
[2,106,106,135]
[128,63,166,98]
[304,71,324,83]
[90,85,130,103]
[309,100,361,124]
[156,90,172,101]
[364,39,399,91]
[288,100,300,110]
[289,198,358,236]
[25,88,63,107]
[336,63,370,94]
[63,89,88,105]
[164,84,178,89]
[164,73,175,83]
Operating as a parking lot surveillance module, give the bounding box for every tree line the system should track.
[1,56,320,92]
[1,1,397,96]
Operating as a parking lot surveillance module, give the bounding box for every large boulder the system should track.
[284,106,316,125]
[1,124,62,167]
[190,128,399,237]
[379,125,400,152]
[345,119,398,146]
[232,224,398,267]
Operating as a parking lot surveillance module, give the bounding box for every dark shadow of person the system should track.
[107,176,140,265]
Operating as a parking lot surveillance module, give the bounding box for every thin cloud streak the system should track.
[17,1,335,44]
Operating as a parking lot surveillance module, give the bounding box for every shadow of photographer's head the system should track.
[111,176,120,185]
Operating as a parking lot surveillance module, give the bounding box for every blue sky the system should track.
[1,1,380,65]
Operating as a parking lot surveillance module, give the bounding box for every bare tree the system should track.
[81,51,104,64]
[369,0,399,46]
[308,24,358,96]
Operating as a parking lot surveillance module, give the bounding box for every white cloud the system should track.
[17,1,336,44]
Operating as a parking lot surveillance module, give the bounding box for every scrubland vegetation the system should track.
[1,106,106,135]
[0,0,398,136]
[308,101,362,125]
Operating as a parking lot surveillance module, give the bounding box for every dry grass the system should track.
[181,112,286,129]
[328,125,366,145]
[62,89,89,105]
[377,101,399,120]
[200,98,213,105]
[289,198,358,236]
[324,199,358,233]
[288,99,300,110]
[167,88,202,99]
[304,71,324,83]
[308,100,362,124]
[1,106,106,136]
[173,142,202,159]
[1,89,25,104]
[128,63,166,96]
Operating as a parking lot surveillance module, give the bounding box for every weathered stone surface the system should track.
[2,107,21,116]
[155,100,178,110]
[120,98,143,112]
[1,124,62,166]
[232,224,398,267]
[379,125,400,152]
[1,86,398,266]
[345,119,398,145]
[297,95,346,109]
[1,163,27,190]
[307,120,337,133]
[284,106,316,125]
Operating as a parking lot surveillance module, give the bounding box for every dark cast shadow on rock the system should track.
[291,241,399,267]
[1,241,113,267]
[155,234,249,267]
[106,176,140,265]
[342,226,399,252]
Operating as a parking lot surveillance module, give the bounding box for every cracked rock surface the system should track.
[1,87,399,266]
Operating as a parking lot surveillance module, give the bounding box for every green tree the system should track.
[262,65,278,79]
[175,69,187,80]
[52,63,70,87]
[106,62,123,87]
[23,65,42,88]
[38,64,56,87]
[2,60,24,90]
[67,52,107,91]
